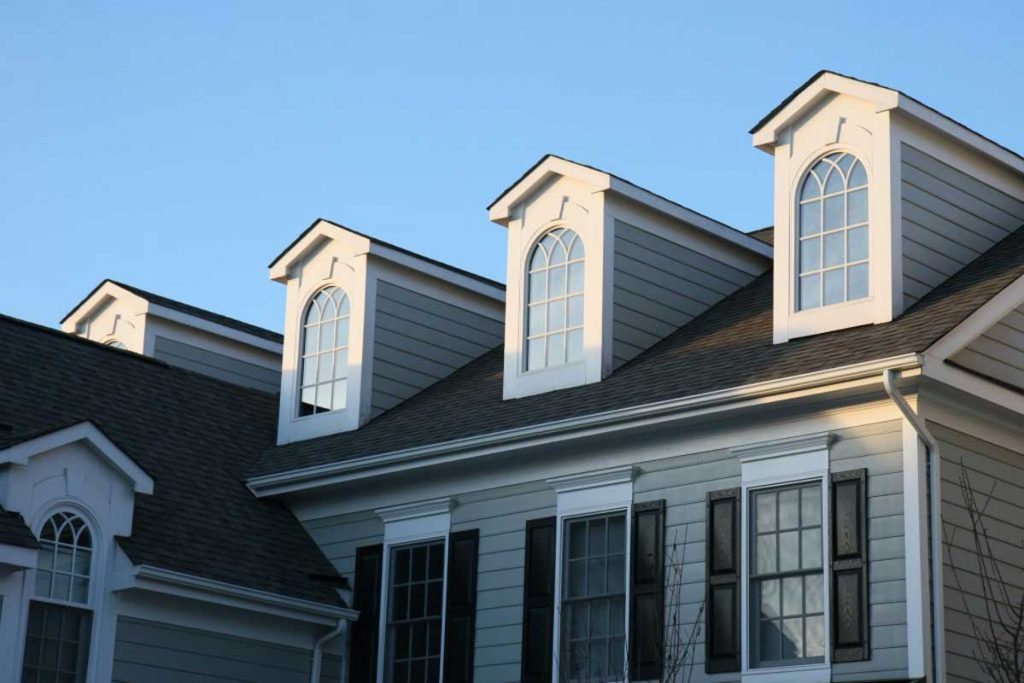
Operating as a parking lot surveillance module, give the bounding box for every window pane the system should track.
[799,202,821,236]
[849,160,867,187]
[848,263,869,300]
[529,271,547,301]
[806,615,826,657]
[799,173,820,201]
[778,489,799,529]
[568,262,584,293]
[755,492,776,533]
[801,528,822,569]
[386,540,444,683]
[848,226,868,262]
[824,268,845,305]
[801,486,821,526]
[805,575,824,613]
[756,535,777,574]
[782,577,803,616]
[781,618,803,659]
[759,620,781,662]
[760,579,780,619]
[608,516,625,554]
[799,238,821,274]
[823,231,845,268]
[527,338,545,370]
[800,274,821,310]
[567,295,583,327]
[824,166,844,195]
[546,333,565,366]
[847,189,868,224]
[569,521,586,558]
[549,267,566,297]
[547,299,565,332]
[566,329,584,364]
[779,532,800,572]
[824,196,844,230]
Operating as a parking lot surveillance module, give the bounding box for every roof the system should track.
[62,279,284,344]
[268,218,505,290]
[0,506,38,549]
[250,225,1024,478]
[0,317,341,605]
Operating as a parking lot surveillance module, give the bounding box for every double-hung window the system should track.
[384,539,446,683]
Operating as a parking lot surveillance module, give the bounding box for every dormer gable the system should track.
[489,155,772,400]
[753,71,1024,343]
[270,219,505,444]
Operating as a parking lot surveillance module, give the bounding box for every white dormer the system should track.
[489,155,772,400]
[753,71,1024,343]
[269,219,505,444]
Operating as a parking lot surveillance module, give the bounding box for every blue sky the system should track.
[2,1,1022,331]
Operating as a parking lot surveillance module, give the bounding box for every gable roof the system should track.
[0,316,340,606]
[62,279,284,344]
[0,506,37,549]
[250,225,1024,479]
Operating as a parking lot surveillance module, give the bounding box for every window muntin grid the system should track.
[35,512,92,605]
[385,539,446,683]
[750,483,825,668]
[561,513,627,682]
[299,286,350,416]
[21,602,92,683]
[526,228,584,370]
[797,152,869,310]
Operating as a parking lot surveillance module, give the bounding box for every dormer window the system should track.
[299,285,350,416]
[526,227,585,370]
[797,152,869,310]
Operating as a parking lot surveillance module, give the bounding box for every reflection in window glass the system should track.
[797,152,869,309]
[299,286,350,416]
[526,228,584,370]
[561,513,627,682]
[751,483,825,668]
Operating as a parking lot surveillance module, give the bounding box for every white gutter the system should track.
[249,353,922,497]
[883,369,944,683]
[310,619,347,683]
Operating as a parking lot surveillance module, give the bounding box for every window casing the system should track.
[299,285,351,416]
[797,152,869,310]
[560,512,628,682]
[525,228,584,371]
[749,483,825,669]
[384,539,446,683]
[23,512,94,683]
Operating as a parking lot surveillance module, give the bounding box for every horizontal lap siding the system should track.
[112,617,340,683]
[951,304,1024,391]
[303,510,383,581]
[932,424,1024,683]
[634,420,907,682]
[900,144,1024,309]
[152,336,280,393]
[611,220,756,369]
[452,484,556,683]
[371,281,502,417]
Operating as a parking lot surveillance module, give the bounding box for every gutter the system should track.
[310,619,347,683]
[883,369,943,683]
[249,353,922,497]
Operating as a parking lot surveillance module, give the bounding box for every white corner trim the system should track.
[547,465,636,493]
[120,565,357,626]
[375,497,453,524]
[0,543,38,569]
[732,432,833,463]
[0,421,154,495]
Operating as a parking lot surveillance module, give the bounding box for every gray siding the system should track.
[611,220,757,369]
[950,303,1024,390]
[152,336,280,393]
[933,424,1024,683]
[303,510,384,582]
[635,420,907,682]
[371,281,502,417]
[900,144,1024,309]
[112,617,340,682]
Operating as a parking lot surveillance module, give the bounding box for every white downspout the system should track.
[883,368,943,683]
[310,619,347,683]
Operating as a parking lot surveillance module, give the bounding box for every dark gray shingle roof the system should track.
[0,507,38,549]
[0,319,339,605]
[251,225,1024,478]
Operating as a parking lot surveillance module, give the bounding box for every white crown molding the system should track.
[375,497,453,524]
[547,465,637,493]
[732,432,834,463]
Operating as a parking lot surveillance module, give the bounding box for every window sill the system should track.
[742,663,830,683]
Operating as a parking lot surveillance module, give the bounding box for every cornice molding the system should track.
[732,432,833,463]
[375,497,453,524]
[547,465,637,493]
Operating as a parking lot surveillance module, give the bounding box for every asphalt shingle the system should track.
[0,507,38,549]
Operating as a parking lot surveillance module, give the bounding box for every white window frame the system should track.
[374,499,453,683]
[548,467,635,682]
[734,434,832,683]
[296,284,352,418]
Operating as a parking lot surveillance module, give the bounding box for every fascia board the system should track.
[0,421,154,495]
[121,565,358,626]
[924,273,1024,361]
[488,157,611,225]
[60,282,146,334]
[248,354,923,497]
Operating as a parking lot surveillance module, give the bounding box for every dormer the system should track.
[753,71,1024,343]
[489,155,772,400]
[61,280,283,392]
[269,219,505,444]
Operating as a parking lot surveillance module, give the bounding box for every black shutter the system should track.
[705,488,741,674]
[630,499,666,681]
[444,529,480,683]
[521,516,556,683]
[349,544,383,683]
[831,469,869,662]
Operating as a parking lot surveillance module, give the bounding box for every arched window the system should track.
[526,228,584,370]
[104,340,127,350]
[797,152,869,310]
[299,286,350,415]
[23,512,94,681]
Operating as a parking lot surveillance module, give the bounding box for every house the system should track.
[1,70,1022,683]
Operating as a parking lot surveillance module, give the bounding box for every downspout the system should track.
[883,368,943,683]
[310,619,347,683]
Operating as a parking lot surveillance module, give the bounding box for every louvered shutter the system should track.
[630,499,665,680]
[705,488,741,674]
[831,469,869,662]
[521,517,556,683]
[350,544,383,683]
[444,529,479,683]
